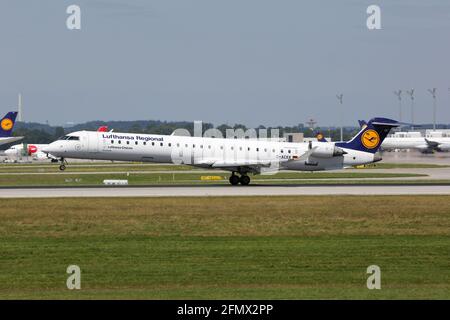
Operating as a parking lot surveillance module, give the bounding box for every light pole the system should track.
[393,90,402,122]
[406,89,414,130]
[427,88,437,130]
[336,94,343,141]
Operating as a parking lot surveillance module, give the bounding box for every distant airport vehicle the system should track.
[0,111,22,146]
[43,117,399,185]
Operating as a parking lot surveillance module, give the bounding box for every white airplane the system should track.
[382,135,450,153]
[0,111,22,146]
[42,117,399,185]
[4,143,58,162]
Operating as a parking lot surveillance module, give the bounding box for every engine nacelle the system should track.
[310,143,346,158]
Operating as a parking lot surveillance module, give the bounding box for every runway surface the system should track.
[1,184,450,198]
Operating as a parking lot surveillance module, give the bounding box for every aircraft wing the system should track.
[193,148,318,173]
[289,147,317,162]
[0,136,23,146]
[425,138,440,148]
[192,158,278,174]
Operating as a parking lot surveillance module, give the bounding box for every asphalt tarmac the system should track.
[1,184,449,198]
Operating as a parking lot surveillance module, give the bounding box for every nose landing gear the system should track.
[59,158,67,171]
[229,172,251,186]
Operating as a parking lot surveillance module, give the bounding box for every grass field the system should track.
[361,163,450,169]
[0,196,449,299]
[0,163,194,173]
[0,162,447,173]
[0,172,428,187]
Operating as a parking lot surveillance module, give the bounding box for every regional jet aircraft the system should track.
[382,135,450,153]
[43,117,399,185]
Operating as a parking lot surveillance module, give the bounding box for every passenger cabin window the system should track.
[152,142,155,146]
[143,142,147,145]
[111,140,114,144]
[118,141,121,144]
[160,143,163,146]
[135,141,138,145]
[168,143,172,147]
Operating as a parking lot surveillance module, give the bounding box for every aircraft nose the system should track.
[42,143,58,154]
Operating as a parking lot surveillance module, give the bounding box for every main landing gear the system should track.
[59,158,68,171]
[229,172,251,186]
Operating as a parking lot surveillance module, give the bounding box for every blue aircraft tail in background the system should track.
[0,112,18,137]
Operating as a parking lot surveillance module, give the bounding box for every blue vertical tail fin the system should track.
[0,112,18,137]
[336,117,399,154]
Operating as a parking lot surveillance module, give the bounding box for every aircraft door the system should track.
[87,133,99,153]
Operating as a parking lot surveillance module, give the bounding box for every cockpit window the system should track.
[58,135,80,141]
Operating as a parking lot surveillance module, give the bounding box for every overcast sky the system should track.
[1,0,449,127]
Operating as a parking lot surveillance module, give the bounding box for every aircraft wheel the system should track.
[239,175,251,186]
[59,164,66,171]
[229,175,240,186]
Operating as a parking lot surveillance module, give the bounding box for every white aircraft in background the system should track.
[4,143,58,162]
[382,135,450,153]
[0,111,22,146]
[43,117,399,185]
